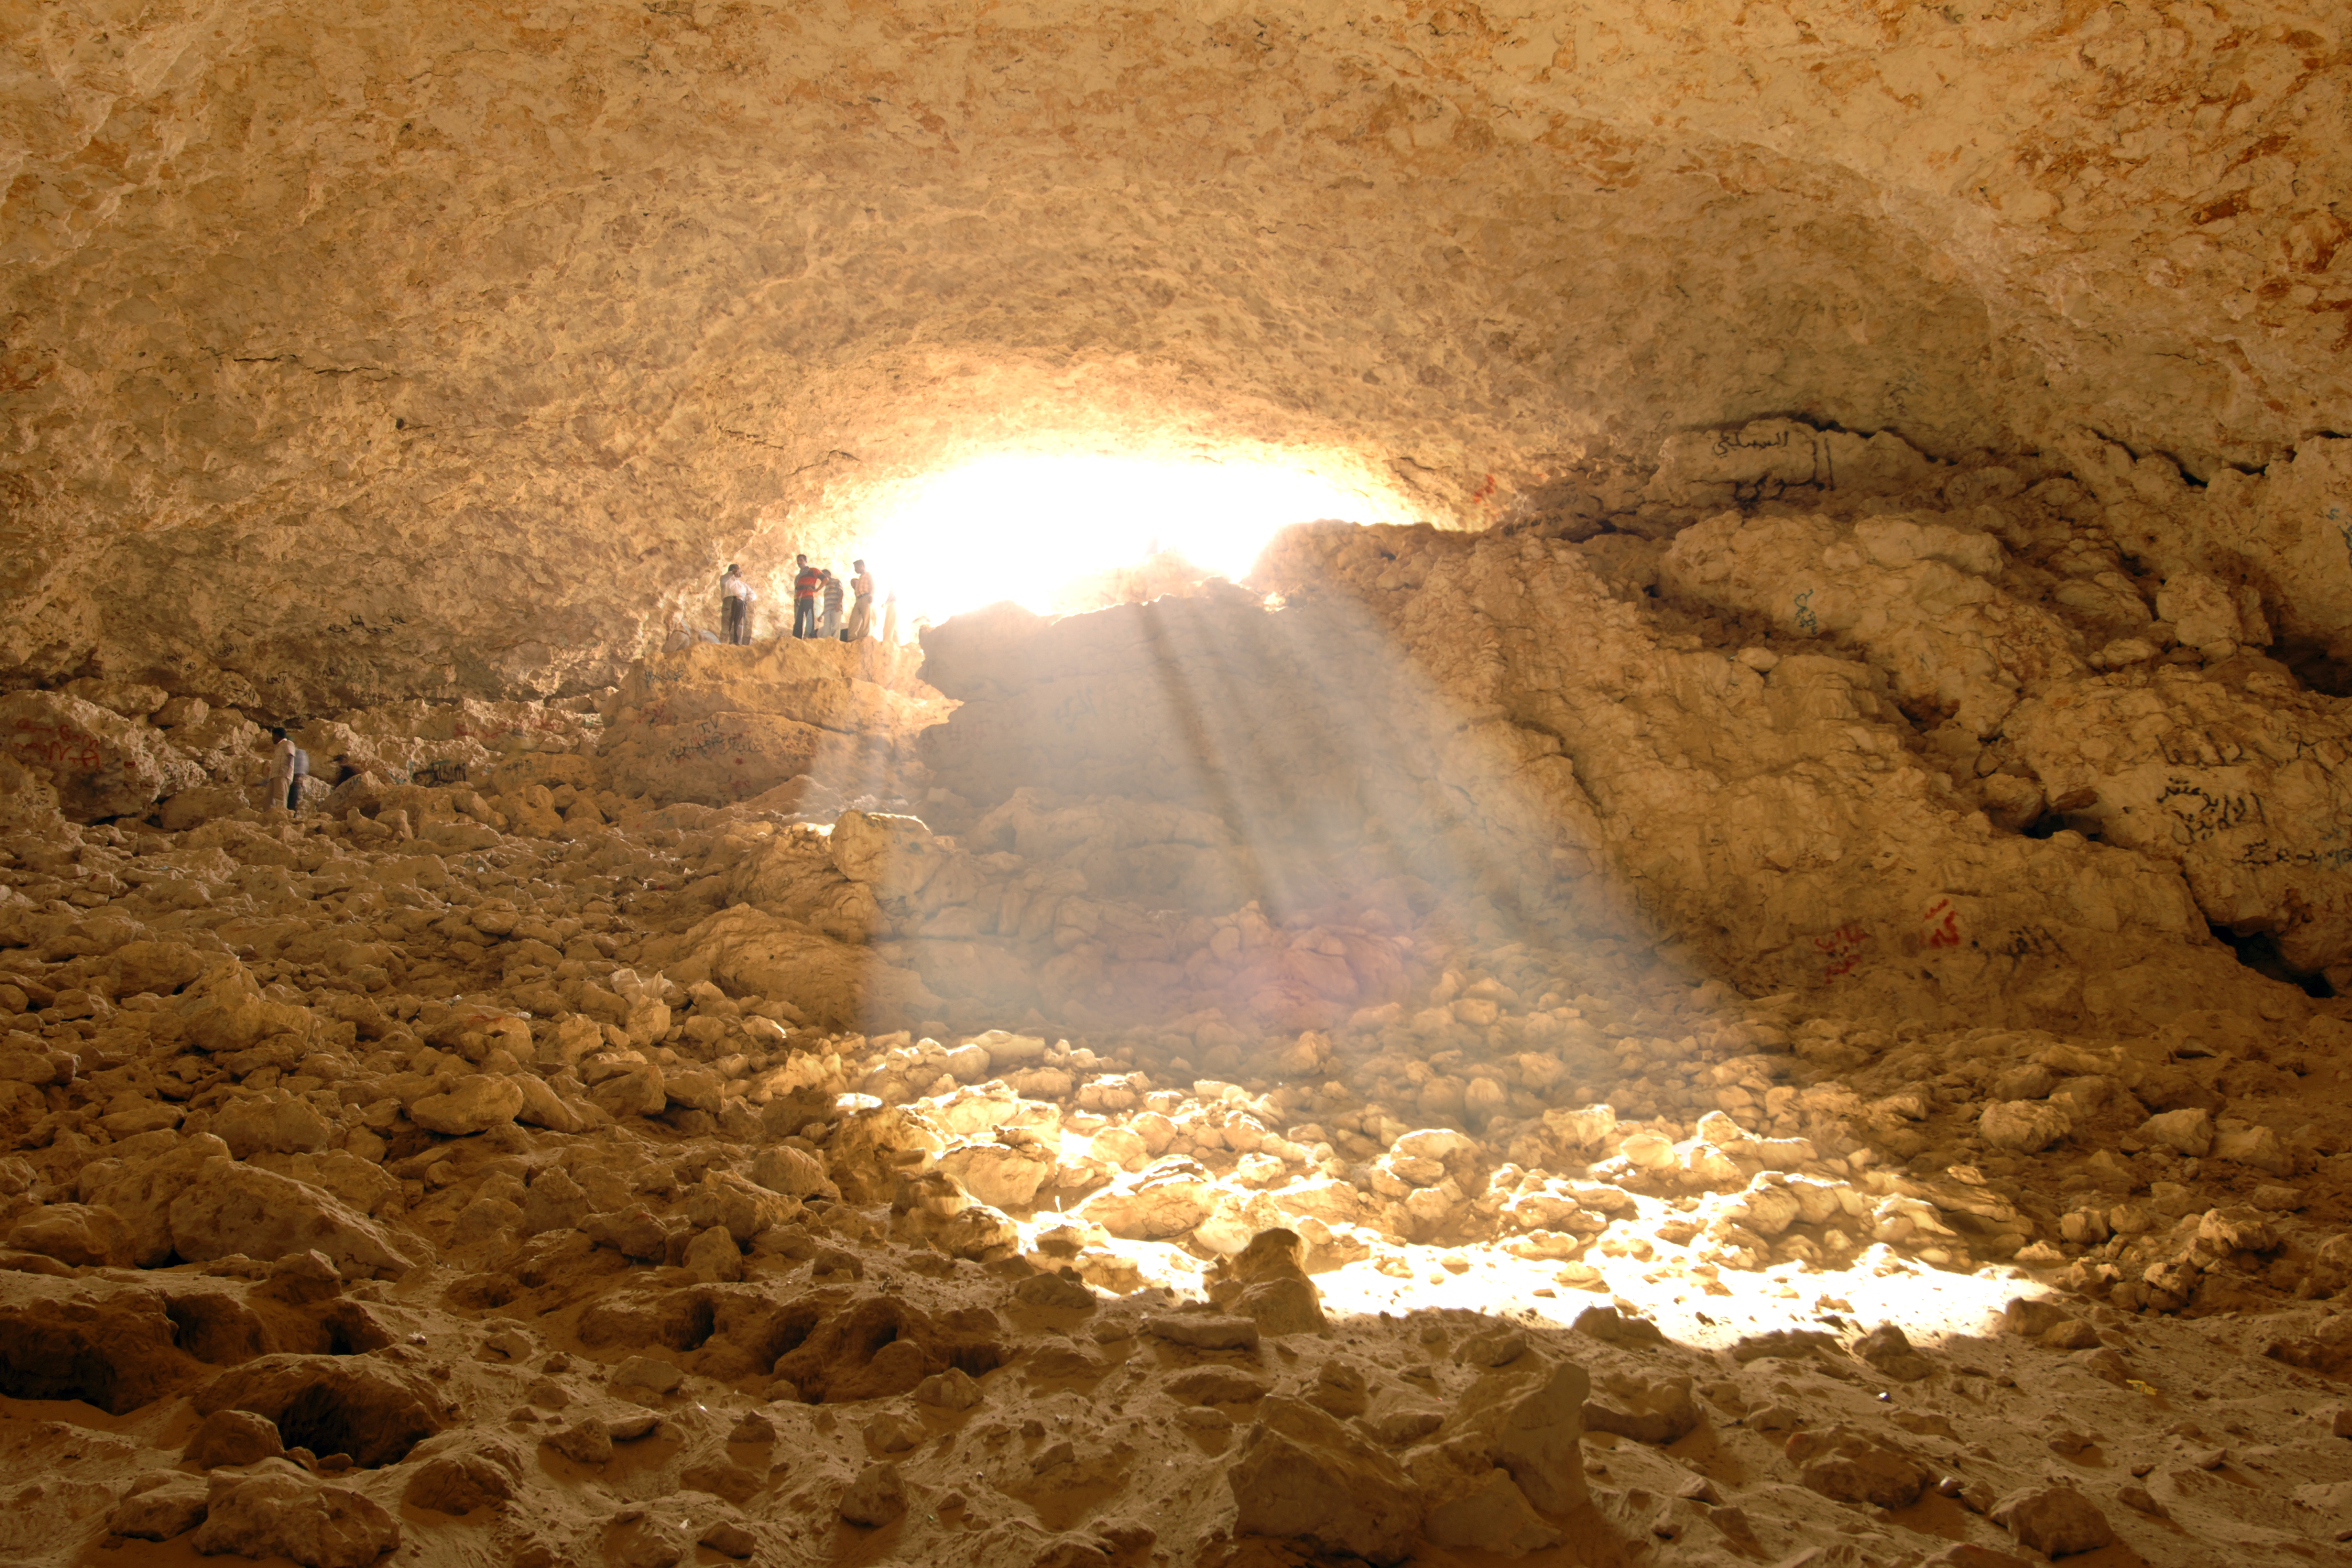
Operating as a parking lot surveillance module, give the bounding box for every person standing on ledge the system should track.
[719,563,753,645]
[845,559,875,640]
[792,554,823,639]
[820,565,846,639]
[267,727,309,812]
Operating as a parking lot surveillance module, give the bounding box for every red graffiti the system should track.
[10,719,103,773]
[1922,898,1961,949]
[1812,922,1868,981]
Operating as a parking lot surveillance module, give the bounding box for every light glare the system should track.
[862,455,1407,622]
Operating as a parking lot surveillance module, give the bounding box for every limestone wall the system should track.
[3,3,2345,701]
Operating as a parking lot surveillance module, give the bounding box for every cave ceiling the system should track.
[1,2,2345,704]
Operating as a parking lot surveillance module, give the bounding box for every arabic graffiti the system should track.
[1999,924,2060,960]
[2157,775,2264,838]
[2233,839,2352,870]
[1813,922,1868,981]
[1793,588,1819,635]
[1710,428,1793,458]
[2332,506,2352,570]
[411,759,468,787]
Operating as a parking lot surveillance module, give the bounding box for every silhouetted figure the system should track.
[845,560,875,641]
[793,554,822,638]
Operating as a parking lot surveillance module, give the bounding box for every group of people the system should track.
[716,558,876,645]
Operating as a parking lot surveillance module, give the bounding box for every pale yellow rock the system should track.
[0,692,204,822]
[408,1077,526,1136]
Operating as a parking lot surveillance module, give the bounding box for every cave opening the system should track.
[854,452,1409,623]
[4,8,2352,1560]
[2210,925,2337,999]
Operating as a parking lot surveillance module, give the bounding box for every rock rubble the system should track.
[0,435,2349,1567]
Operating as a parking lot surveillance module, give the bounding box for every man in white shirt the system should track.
[720,564,754,645]
[266,728,308,812]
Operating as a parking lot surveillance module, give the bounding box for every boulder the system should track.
[589,1064,667,1120]
[655,904,938,1032]
[750,1143,831,1198]
[1480,1362,1592,1514]
[839,1461,908,1527]
[193,1355,447,1468]
[187,1408,286,1469]
[1228,1396,1420,1565]
[542,1419,614,1465]
[1145,1314,1261,1351]
[1852,1323,1934,1382]
[1413,1445,1560,1555]
[1787,1426,1929,1508]
[683,1170,799,1244]
[106,1474,212,1541]
[408,1075,526,1135]
[400,1452,517,1514]
[0,689,203,821]
[2139,1107,2215,1157]
[4,1202,133,1267]
[108,939,209,997]
[1075,1157,1217,1240]
[1980,1099,2071,1154]
[520,1170,591,1237]
[830,809,948,894]
[936,1137,1054,1210]
[189,1470,401,1568]
[163,1156,416,1279]
[1215,1229,1328,1338]
[0,1289,198,1413]
[213,1093,338,1159]
[0,752,64,831]
[1992,1485,2116,1558]
[176,963,312,1055]
[1582,1373,1700,1444]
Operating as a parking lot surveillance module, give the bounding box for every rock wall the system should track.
[597,637,943,809]
[899,483,2329,1036]
[3,4,2347,700]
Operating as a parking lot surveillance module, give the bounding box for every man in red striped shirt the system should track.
[792,554,822,639]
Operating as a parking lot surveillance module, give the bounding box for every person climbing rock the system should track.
[821,567,846,639]
[845,560,875,641]
[793,554,823,639]
[719,564,754,645]
[266,727,308,812]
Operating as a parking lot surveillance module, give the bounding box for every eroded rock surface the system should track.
[1,432,2351,1568]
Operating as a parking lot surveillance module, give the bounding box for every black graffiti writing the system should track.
[2157,775,2265,837]
[1710,428,1793,459]
[2233,839,2352,870]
